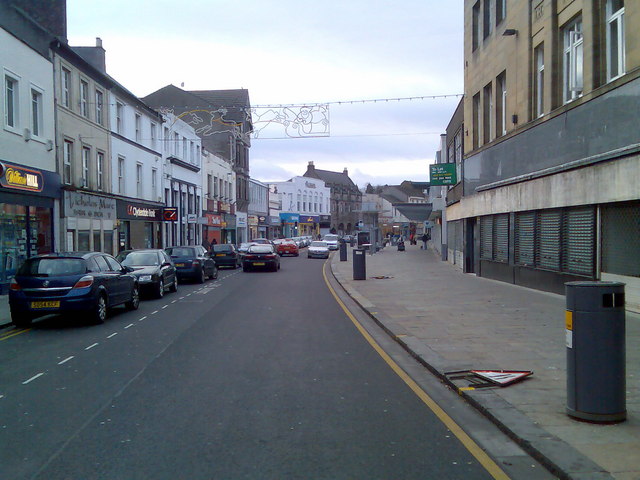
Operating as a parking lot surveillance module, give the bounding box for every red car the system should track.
[276,239,299,256]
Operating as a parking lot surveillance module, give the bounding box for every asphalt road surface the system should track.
[0,253,554,479]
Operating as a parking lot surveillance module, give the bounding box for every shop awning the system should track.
[392,203,433,222]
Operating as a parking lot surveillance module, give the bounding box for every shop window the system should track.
[78,230,90,251]
[104,230,114,255]
[0,204,27,289]
[32,206,52,255]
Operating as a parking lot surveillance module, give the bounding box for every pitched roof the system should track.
[187,89,251,124]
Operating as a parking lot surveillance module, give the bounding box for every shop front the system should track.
[0,161,60,293]
[223,213,237,244]
[319,214,331,236]
[279,212,299,238]
[203,213,222,247]
[258,215,268,238]
[116,199,164,251]
[248,215,259,240]
[268,216,281,239]
[299,215,319,238]
[235,212,246,244]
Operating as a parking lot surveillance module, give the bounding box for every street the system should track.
[0,253,552,480]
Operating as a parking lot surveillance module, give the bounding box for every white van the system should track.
[323,234,339,250]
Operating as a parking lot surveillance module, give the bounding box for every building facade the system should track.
[303,161,361,235]
[452,0,640,309]
[202,148,235,246]
[0,7,60,293]
[270,176,331,239]
[248,178,269,240]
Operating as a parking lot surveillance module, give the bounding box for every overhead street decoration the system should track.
[429,163,457,186]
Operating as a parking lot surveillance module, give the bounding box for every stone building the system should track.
[303,161,362,235]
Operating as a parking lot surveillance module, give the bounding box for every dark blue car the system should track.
[9,252,139,327]
[165,246,217,283]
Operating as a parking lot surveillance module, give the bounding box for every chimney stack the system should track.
[343,167,348,176]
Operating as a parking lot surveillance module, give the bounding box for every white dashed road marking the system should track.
[85,343,99,350]
[58,356,74,365]
[23,373,44,385]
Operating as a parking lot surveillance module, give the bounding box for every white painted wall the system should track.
[1,28,55,171]
[270,176,330,215]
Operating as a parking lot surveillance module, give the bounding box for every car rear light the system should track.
[245,255,256,260]
[192,260,200,266]
[9,278,21,291]
[73,275,94,289]
[265,254,276,259]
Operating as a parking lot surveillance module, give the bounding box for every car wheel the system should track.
[11,311,32,328]
[198,268,206,284]
[93,294,108,324]
[213,268,219,280]
[169,276,178,293]
[156,279,165,299]
[126,285,140,310]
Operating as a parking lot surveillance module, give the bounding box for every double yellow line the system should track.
[0,327,31,341]
[322,262,510,480]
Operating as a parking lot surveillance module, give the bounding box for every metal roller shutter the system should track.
[562,207,595,276]
[601,202,640,277]
[480,216,493,260]
[537,209,562,271]
[515,211,536,266]
[494,214,509,263]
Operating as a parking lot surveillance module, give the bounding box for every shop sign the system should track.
[429,163,457,186]
[187,214,197,223]
[258,216,268,226]
[305,181,317,189]
[117,200,162,221]
[268,216,280,225]
[0,162,43,192]
[225,214,237,228]
[299,215,319,224]
[280,213,300,224]
[248,215,259,226]
[64,191,116,220]
[205,213,222,226]
[320,215,331,222]
[163,207,178,221]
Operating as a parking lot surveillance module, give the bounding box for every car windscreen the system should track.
[311,241,328,247]
[212,245,233,253]
[118,252,160,266]
[17,258,86,277]
[248,245,274,254]
[166,247,195,257]
[324,235,339,241]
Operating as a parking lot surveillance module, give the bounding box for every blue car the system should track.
[9,252,139,327]
[165,245,217,283]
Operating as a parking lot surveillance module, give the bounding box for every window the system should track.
[472,92,480,148]
[63,140,73,184]
[496,0,506,25]
[135,114,141,142]
[472,2,481,51]
[563,18,583,103]
[496,72,506,137]
[81,147,90,188]
[174,132,179,155]
[95,90,104,125]
[207,174,213,198]
[182,136,187,159]
[31,88,43,136]
[97,152,104,191]
[190,141,195,162]
[483,82,493,144]
[136,163,143,197]
[4,75,18,128]
[118,156,125,194]
[80,80,89,117]
[534,44,545,118]
[152,168,157,194]
[61,68,71,108]
[606,0,625,81]
[150,123,157,149]
[116,101,124,133]
[483,0,493,39]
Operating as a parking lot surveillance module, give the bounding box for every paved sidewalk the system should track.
[331,243,640,480]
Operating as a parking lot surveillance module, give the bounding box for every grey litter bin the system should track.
[353,248,366,280]
[565,281,626,422]
[339,241,347,261]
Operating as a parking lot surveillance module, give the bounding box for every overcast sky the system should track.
[67,0,464,188]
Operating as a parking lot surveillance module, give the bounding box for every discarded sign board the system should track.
[445,369,533,388]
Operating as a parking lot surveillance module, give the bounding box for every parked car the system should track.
[8,252,139,326]
[307,241,330,259]
[250,238,273,245]
[242,244,280,272]
[323,234,340,250]
[165,246,217,283]
[276,239,299,256]
[210,244,240,268]
[116,249,177,298]
[237,242,253,262]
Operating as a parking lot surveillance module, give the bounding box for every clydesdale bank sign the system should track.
[117,199,162,221]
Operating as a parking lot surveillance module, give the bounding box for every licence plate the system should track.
[216,254,225,257]
[31,301,60,309]
[175,263,185,267]
[253,262,265,266]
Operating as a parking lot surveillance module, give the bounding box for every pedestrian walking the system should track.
[421,232,429,250]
